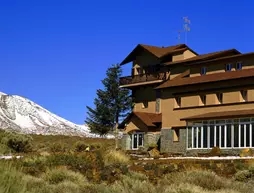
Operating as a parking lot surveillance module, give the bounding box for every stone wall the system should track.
[145,133,161,149]
[120,132,161,150]
[160,128,186,153]
[120,134,131,150]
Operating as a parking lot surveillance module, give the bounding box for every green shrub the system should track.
[0,143,11,154]
[240,148,253,157]
[103,150,130,166]
[90,143,102,150]
[22,156,48,176]
[161,170,228,191]
[73,141,88,152]
[234,170,252,182]
[1,131,33,153]
[49,142,66,153]
[43,167,88,185]
[209,147,221,156]
[0,161,28,193]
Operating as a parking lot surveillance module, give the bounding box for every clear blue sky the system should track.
[0,0,253,124]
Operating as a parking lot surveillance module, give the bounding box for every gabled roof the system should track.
[120,44,198,65]
[163,49,241,66]
[118,112,162,129]
[156,68,254,89]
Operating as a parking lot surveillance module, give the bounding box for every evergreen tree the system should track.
[85,64,132,136]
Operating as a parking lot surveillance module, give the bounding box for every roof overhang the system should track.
[155,68,254,90]
[120,80,163,89]
[181,109,254,121]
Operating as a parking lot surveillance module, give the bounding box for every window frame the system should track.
[200,67,207,75]
[225,63,232,71]
[236,62,243,70]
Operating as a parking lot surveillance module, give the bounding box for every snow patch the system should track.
[0,91,112,138]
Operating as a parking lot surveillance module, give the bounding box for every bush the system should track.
[43,167,88,185]
[1,131,33,153]
[22,156,48,176]
[161,170,228,191]
[0,143,11,154]
[49,142,67,153]
[240,148,253,157]
[209,147,221,156]
[103,150,130,166]
[234,170,252,182]
[73,141,88,152]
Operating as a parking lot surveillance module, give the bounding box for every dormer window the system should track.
[225,63,232,71]
[236,62,242,70]
[200,67,207,75]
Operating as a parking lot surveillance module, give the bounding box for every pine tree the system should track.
[85,64,132,136]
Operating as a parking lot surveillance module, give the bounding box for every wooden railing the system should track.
[120,72,167,86]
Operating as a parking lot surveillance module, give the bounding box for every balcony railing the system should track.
[120,72,167,86]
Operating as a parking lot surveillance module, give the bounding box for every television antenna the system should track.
[183,16,191,44]
[176,16,191,44]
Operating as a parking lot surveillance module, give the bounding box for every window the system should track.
[241,90,248,102]
[131,133,144,150]
[187,118,254,149]
[225,63,232,71]
[200,67,207,75]
[175,97,181,107]
[200,95,206,105]
[236,62,243,70]
[142,101,148,108]
[217,93,223,104]
[173,129,180,142]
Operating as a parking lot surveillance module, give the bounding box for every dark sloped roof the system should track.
[156,68,254,89]
[120,44,198,65]
[181,109,254,121]
[163,49,241,66]
[118,112,162,129]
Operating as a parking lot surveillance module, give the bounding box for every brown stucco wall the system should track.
[134,86,157,113]
[190,55,254,77]
[161,86,254,129]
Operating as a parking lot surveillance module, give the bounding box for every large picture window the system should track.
[187,118,254,149]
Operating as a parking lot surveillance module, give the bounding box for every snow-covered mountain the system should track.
[0,91,98,137]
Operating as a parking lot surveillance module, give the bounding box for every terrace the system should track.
[119,72,167,88]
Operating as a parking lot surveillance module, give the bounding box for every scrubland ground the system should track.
[1,129,254,193]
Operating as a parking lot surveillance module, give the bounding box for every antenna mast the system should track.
[177,30,181,44]
[183,16,191,44]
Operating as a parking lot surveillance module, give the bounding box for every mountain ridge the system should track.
[0,92,99,137]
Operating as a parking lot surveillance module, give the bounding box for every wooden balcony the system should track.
[120,72,167,87]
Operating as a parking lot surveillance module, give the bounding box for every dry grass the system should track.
[103,149,130,166]
[1,130,254,193]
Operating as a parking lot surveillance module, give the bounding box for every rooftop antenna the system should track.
[183,16,191,44]
[177,30,182,44]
